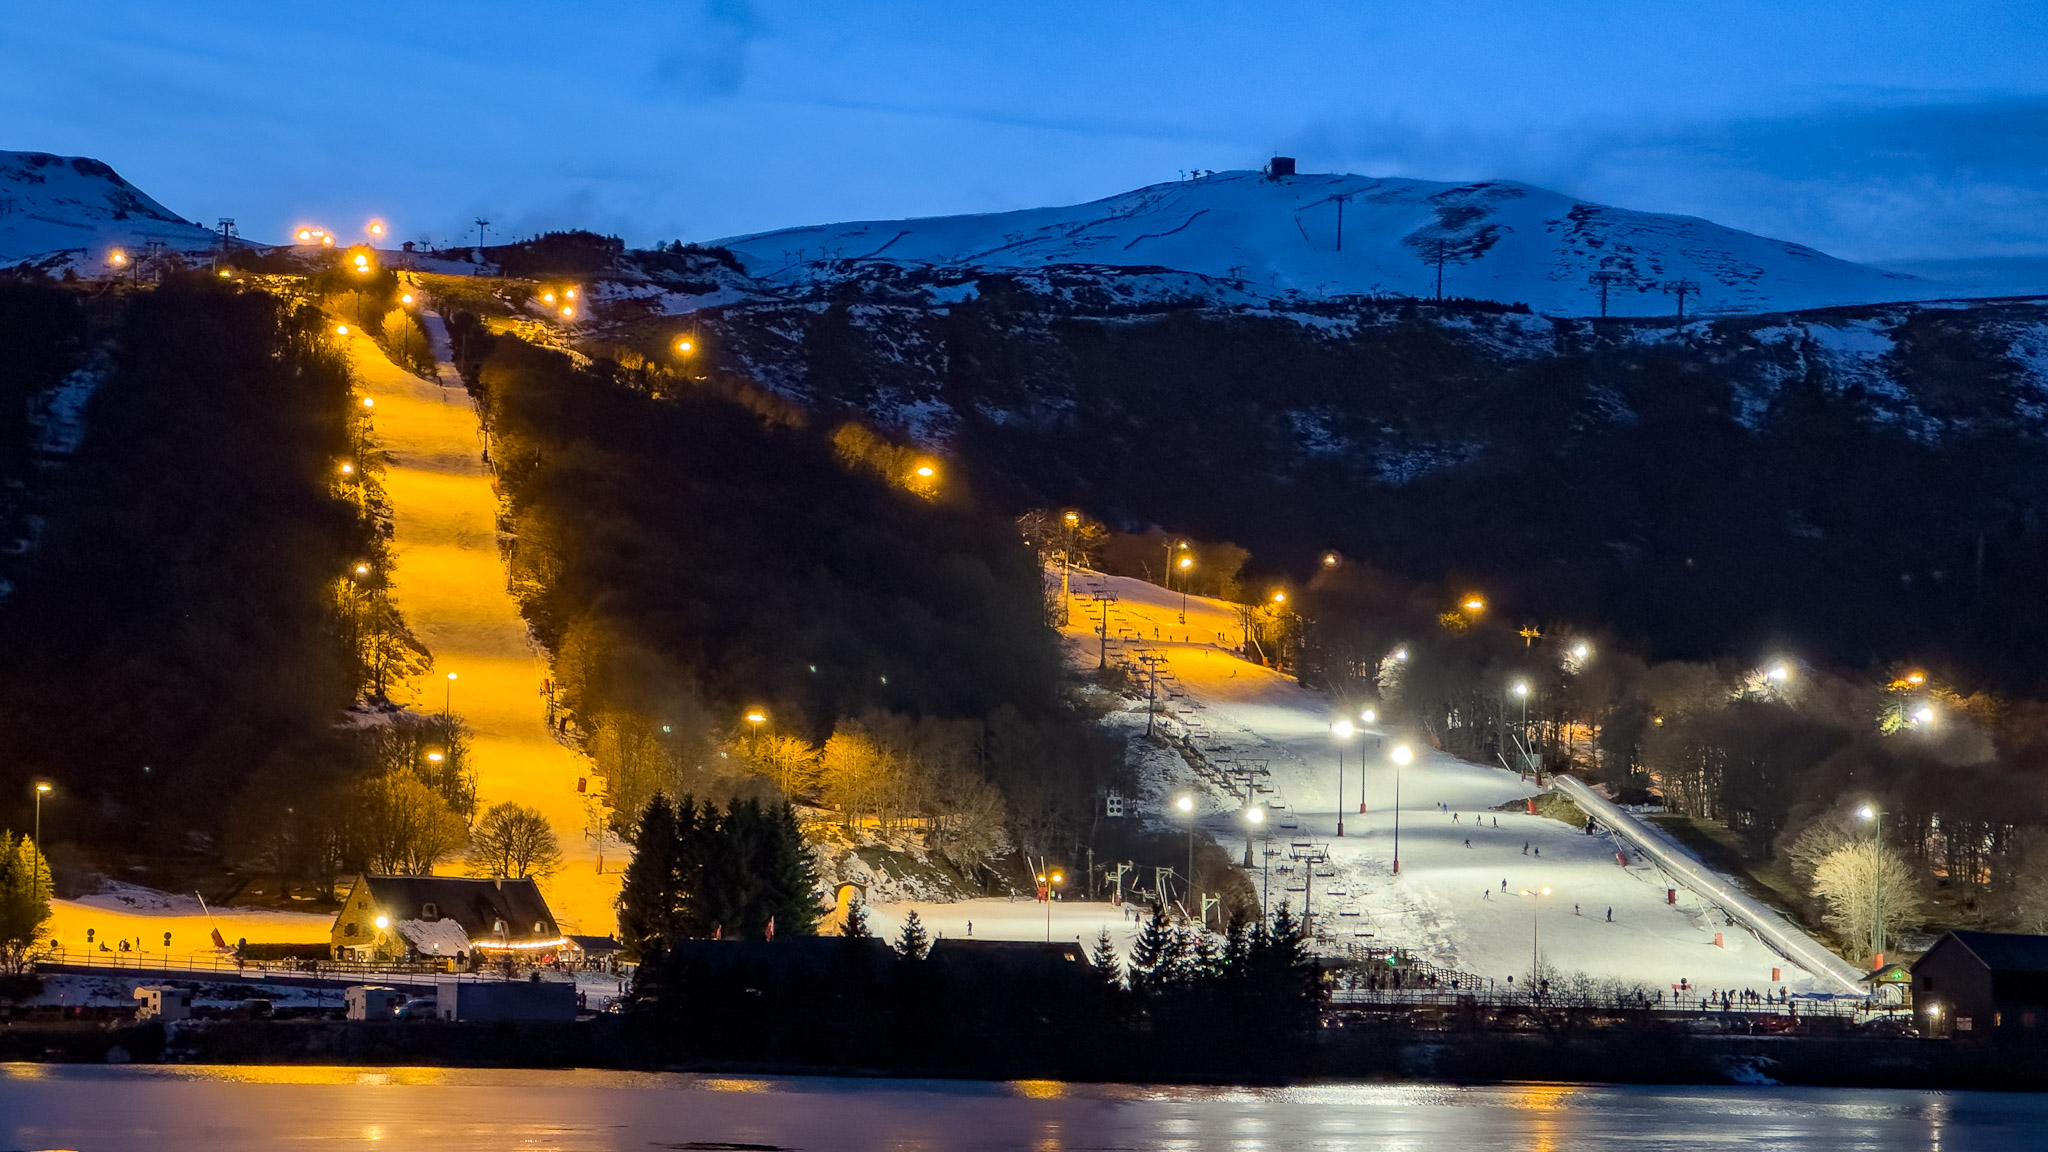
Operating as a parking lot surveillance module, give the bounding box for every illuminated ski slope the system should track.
[1058,570,1848,995]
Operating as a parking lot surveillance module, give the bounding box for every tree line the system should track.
[619,887,1321,1076]
[445,321,1121,881]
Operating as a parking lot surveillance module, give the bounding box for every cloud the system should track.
[1292,97,2048,261]
[654,0,762,98]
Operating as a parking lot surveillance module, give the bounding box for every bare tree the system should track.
[347,772,468,875]
[1812,840,1925,961]
[465,802,564,879]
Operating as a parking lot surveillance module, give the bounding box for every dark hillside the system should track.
[0,281,369,853]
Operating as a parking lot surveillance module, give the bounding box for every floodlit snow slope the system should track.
[1052,570,1857,996]
[0,151,218,266]
[717,170,1929,318]
[343,306,621,936]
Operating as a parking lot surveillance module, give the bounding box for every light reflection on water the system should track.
[2,1064,2043,1150]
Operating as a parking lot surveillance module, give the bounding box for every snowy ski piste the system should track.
[872,570,1856,998]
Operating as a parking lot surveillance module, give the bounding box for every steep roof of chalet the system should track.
[354,875,559,945]
[926,938,1093,977]
[1918,931,2048,975]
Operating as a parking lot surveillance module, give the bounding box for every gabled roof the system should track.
[1917,931,2048,975]
[926,938,1093,977]
[354,875,559,946]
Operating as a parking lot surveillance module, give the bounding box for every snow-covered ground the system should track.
[0,151,220,269]
[716,169,1931,317]
[1020,570,1850,997]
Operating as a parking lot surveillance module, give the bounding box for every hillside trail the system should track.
[341,319,621,937]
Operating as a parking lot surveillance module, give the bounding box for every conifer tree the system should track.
[616,796,681,959]
[701,798,770,936]
[842,898,872,939]
[1090,928,1122,989]
[0,832,52,975]
[1127,903,1176,992]
[762,801,824,935]
[895,909,930,959]
[1189,924,1223,984]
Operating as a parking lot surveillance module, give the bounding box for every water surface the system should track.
[2,1065,2040,1150]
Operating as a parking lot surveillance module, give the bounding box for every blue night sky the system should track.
[7,1,2046,273]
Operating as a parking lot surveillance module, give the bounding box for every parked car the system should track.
[395,996,438,1021]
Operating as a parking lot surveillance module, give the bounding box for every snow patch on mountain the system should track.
[716,170,1933,318]
[0,151,219,268]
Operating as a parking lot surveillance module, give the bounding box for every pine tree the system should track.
[1090,928,1122,989]
[0,832,53,975]
[1127,903,1176,992]
[842,899,872,939]
[762,801,823,935]
[1189,925,1223,984]
[702,799,770,937]
[671,796,716,936]
[896,909,930,959]
[616,796,681,959]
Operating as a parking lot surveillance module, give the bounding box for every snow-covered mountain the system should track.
[715,169,1931,318]
[0,151,219,269]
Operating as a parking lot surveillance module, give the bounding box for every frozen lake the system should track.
[4,1065,2046,1150]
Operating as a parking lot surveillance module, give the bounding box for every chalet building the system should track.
[1910,930,2048,1037]
[330,874,564,967]
[925,939,1095,988]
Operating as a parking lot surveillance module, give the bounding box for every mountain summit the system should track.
[1,151,218,269]
[716,169,1927,317]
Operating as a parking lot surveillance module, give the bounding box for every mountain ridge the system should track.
[713,169,1930,318]
[0,151,218,269]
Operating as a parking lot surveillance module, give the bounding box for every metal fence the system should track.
[30,946,559,988]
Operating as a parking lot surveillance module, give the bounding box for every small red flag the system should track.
[765,916,776,942]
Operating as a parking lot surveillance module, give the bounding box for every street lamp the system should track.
[1174,793,1196,911]
[444,671,458,719]
[1390,744,1411,873]
[1059,510,1079,625]
[32,782,51,902]
[1331,720,1356,836]
[1038,870,1064,940]
[1176,554,1193,623]
[1859,804,1886,967]
[1512,680,1531,756]
[1244,803,1270,907]
[1518,886,1552,991]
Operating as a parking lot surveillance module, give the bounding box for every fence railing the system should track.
[31,947,569,987]
[1327,987,1870,1020]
